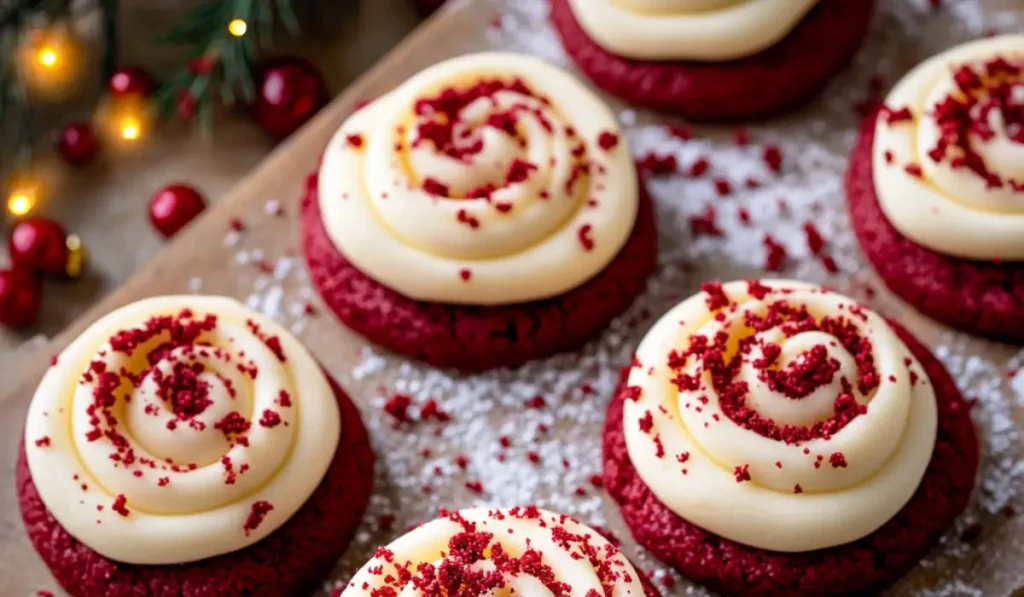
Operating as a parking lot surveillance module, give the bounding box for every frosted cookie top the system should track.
[318,52,638,305]
[24,296,341,565]
[566,0,818,61]
[622,280,938,552]
[340,506,647,595]
[873,35,1024,261]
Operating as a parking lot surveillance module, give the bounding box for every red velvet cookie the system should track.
[301,170,657,371]
[550,0,873,121]
[19,374,373,597]
[335,507,662,595]
[301,53,656,371]
[603,316,977,596]
[848,110,1024,340]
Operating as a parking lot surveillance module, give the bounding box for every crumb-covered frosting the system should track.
[565,0,818,61]
[341,506,647,595]
[873,34,1024,261]
[24,296,341,565]
[623,280,938,552]
[318,52,637,305]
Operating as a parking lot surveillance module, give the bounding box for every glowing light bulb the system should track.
[228,19,248,37]
[37,48,58,68]
[120,119,141,141]
[8,192,34,216]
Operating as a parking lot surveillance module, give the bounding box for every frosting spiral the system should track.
[341,507,646,595]
[873,35,1024,261]
[565,0,818,61]
[623,280,937,552]
[318,52,637,305]
[23,296,341,565]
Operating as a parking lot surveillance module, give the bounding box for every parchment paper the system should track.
[1,0,1022,595]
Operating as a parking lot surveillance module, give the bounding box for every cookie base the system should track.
[300,171,658,371]
[18,375,375,597]
[549,0,873,121]
[602,321,977,596]
[847,111,1024,340]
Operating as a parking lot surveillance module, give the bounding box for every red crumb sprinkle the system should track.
[733,127,750,146]
[345,133,364,148]
[666,123,693,141]
[597,131,619,150]
[829,452,848,468]
[581,383,594,395]
[455,454,469,469]
[111,494,130,517]
[499,436,511,448]
[734,464,751,483]
[904,163,923,178]
[422,177,450,196]
[50,354,58,366]
[158,477,170,487]
[638,411,654,433]
[464,480,484,494]
[459,268,472,281]
[243,500,274,536]
[763,235,788,271]
[36,591,54,597]
[763,145,783,172]
[258,409,282,428]
[884,150,895,164]
[714,178,732,196]
[574,486,587,497]
[884,105,914,125]
[624,385,643,402]
[637,152,678,175]
[577,224,595,251]
[737,207,751,225]
[527,451,541,464]
[229,218,245,232]
[384,394,413,423]
[690,206,723,237]
[821,255,839,274]
[525,395,546,409]
[419,399,450,422]
[794,484,803,494]
[34,436,51,448]
[803,221,825,255]
[701,281,730,311]
[744,177,761,189]
[688,157,710,177]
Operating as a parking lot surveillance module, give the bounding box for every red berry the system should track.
[252,57,329,140]
[148,184,206,239]
[57,122,99,167]
[0,268,42,328]
[109,66,155,97]
[9,219,70,277]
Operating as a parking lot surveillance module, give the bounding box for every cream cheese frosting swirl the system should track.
[318,52,637,305]
[341,507,646,595]
[623,280,937,552]
[23,296,341,565]
[873,35,1024,261]
[566,0,818,61]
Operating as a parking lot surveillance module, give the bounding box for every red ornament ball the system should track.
[9,219,71,277]
[149,184,206,238]
[251,57,329,140]
[57,122,99,167]
[0,268,42,328]
[109,66,155,98]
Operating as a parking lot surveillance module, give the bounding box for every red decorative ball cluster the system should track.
[1,218,85,329]
[252,57,329,140]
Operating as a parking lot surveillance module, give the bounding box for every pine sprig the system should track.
[152,0,299,128]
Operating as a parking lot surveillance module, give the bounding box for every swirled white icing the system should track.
[318,52,638,305]
[565,0,818,61]
[341,507,646,595]
[24,296,341,565]
[872,35,1024,261]
[623,280,937,552]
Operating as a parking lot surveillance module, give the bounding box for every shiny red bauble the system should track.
[9,219,71,277]
[149,184,206,238]
[57,122,99,166]
[0,268,43,328]
[251,57,329,140]
[109,66,156,98]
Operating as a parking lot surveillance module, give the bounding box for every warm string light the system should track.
[228,19,248,37]
[6,174,42,217]
[21,26,78,94]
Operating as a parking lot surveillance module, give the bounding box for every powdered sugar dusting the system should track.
[225,1,1021,595]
